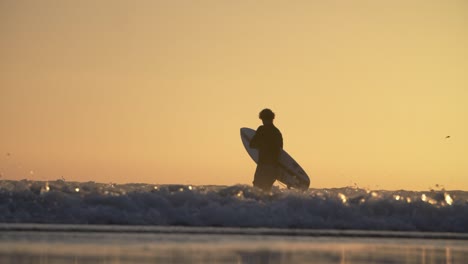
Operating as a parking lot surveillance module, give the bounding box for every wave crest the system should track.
[1,180,467,232]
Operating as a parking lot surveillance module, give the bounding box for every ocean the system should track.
[1,180,467,263]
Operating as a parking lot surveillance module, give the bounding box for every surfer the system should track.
[249,108,283,191]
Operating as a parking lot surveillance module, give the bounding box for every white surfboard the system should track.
[240,127,310,190]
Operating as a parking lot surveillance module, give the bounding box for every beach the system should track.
[1,181,467,263]
[3,1,467,263]
[1,224,467,264]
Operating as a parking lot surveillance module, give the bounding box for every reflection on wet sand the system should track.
[1,240,467,264]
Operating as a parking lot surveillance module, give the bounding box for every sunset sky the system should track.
[1,1,467,190]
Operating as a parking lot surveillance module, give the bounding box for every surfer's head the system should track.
[259,108,275,123]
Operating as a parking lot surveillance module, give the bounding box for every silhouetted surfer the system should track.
[249,108,283,191]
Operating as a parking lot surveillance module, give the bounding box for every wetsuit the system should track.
[249,123,283,191]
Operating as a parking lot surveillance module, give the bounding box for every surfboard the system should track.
[240,127,310,190]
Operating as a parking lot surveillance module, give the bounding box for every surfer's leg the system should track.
[253,164,277,191]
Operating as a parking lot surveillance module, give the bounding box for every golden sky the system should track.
[1,1,467,190]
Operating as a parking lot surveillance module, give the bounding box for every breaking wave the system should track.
[1,180,467,233]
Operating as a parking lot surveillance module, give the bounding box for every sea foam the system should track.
[1,180,467,232]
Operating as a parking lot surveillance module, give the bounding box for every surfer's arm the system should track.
[249,126,263,149]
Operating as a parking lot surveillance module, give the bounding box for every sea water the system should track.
[1,180,467,231]
[1,180,468,263]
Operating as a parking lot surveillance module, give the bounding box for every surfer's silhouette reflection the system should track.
[249,108,283,192]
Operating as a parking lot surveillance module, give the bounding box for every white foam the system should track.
[0,180,467,232]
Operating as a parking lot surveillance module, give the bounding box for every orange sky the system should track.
[1,1,467,190]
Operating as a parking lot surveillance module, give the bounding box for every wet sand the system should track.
[0,224,467,264]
